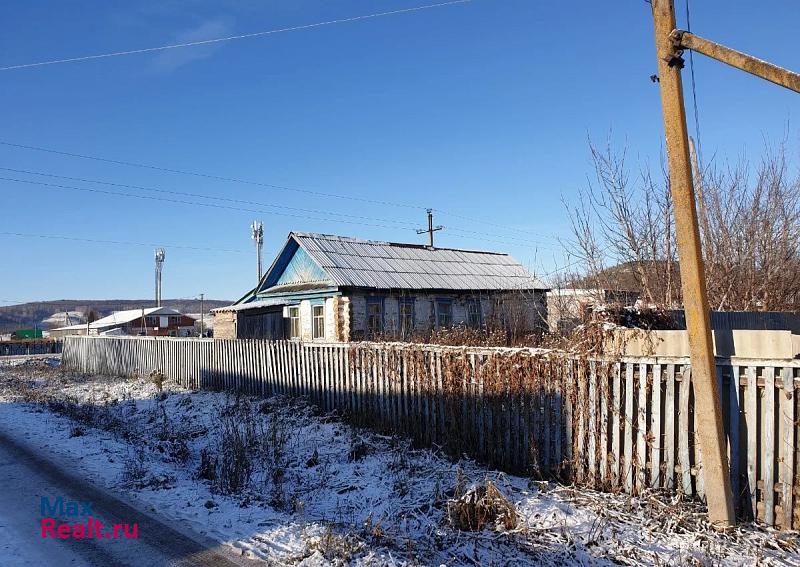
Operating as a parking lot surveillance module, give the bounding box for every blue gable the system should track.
[258,239,331,293]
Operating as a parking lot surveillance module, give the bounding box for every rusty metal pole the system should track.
[651,0,735,527]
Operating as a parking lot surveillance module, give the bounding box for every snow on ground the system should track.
[0,357,797,566]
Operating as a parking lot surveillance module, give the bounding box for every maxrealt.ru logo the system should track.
[40,497,138,539]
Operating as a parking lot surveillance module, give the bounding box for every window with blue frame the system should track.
[435,298,452,328]
[399,297,415,338]
[366,297,384,337]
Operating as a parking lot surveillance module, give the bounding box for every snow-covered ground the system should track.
[0,357,797,566]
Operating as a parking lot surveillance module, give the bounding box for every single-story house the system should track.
[213,232,548,342]
[51,307,196,338]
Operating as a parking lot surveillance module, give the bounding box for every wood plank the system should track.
[663,364,677,489]
[746,365,758,520]
[599,362,609,485]
[624,362,634,493]
[728,365,742,510]
[588,360,597,484]
[679,366,692,496]
[780,366,795,530]
[763,366,776,526]
[612,362,622,489]
[650,364,662,487]
[637,363,648,493]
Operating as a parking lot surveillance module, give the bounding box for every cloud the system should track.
[151,18,234,72]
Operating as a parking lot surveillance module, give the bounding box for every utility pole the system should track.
[652,0,734,529]
[652,0,800,527]
[199,293,205,337]
[416,209,443,247]
[251,221,264,283]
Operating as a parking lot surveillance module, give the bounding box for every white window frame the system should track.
[288,306,301,339]
[312,304,325,340]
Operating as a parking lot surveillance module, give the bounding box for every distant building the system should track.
[546,288,641,333]
[51,307,196,338]
[214,232,548,342]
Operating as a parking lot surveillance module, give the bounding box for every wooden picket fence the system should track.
[61,335,800,529]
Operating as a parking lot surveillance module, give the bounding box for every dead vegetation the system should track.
[446,479,518,531]
[564,136,800,312]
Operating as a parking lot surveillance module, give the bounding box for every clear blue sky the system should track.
[1,0,798,303]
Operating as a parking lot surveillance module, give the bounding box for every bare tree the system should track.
[565,136,800,313]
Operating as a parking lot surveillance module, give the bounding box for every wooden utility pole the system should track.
[651,0,734,527]
[416,209,443,247]
[652,0,800,527]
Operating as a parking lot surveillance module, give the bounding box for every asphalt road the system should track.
[0,427,263,567]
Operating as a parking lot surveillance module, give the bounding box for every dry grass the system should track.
[446,480,518,532]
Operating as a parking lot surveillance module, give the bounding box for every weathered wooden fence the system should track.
[61,336,799,529]
[1,339,63,357]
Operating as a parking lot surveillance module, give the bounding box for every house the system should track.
[213,232,548,342]
[50,307,196,338]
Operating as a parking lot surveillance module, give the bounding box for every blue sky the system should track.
[1,0,798,303]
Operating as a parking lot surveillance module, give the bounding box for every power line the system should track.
[0,0,471,72]
[0,141,424,209]
[0,164,562,248]
[435,209,562,242]
[0,166,422,229]
[1,140,571,246]
[0,230,246,253]
[0,175,420,230]
[684,0,702,163]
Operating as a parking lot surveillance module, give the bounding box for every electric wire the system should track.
[0,141,423,209]
[0,1,471,72]
[685,0,703,163]
[0,166,423,230]
[1,165,558,248]
[0,175,419,231]
[0,230,246,253]
[0,140,565,245]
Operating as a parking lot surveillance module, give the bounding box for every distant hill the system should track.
[0,299,232,333]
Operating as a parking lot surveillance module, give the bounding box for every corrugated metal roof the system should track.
[52,307,185,330]
[290,232,547,291]
[212,298,290,313]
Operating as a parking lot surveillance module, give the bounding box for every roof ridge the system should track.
[290,231,509,256]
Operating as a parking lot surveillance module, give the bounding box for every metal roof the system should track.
[289,232,547,291]
[52,307,187,331]
[212,298,290,313]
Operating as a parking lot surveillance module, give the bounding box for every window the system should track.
[436,299,452,329]
[467,299,482,329]
[312,304,325,339]
[366,298,383,337]
[288,306,300,339]
[399,298,414,338]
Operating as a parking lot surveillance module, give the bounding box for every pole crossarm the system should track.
[671,30,800,94]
